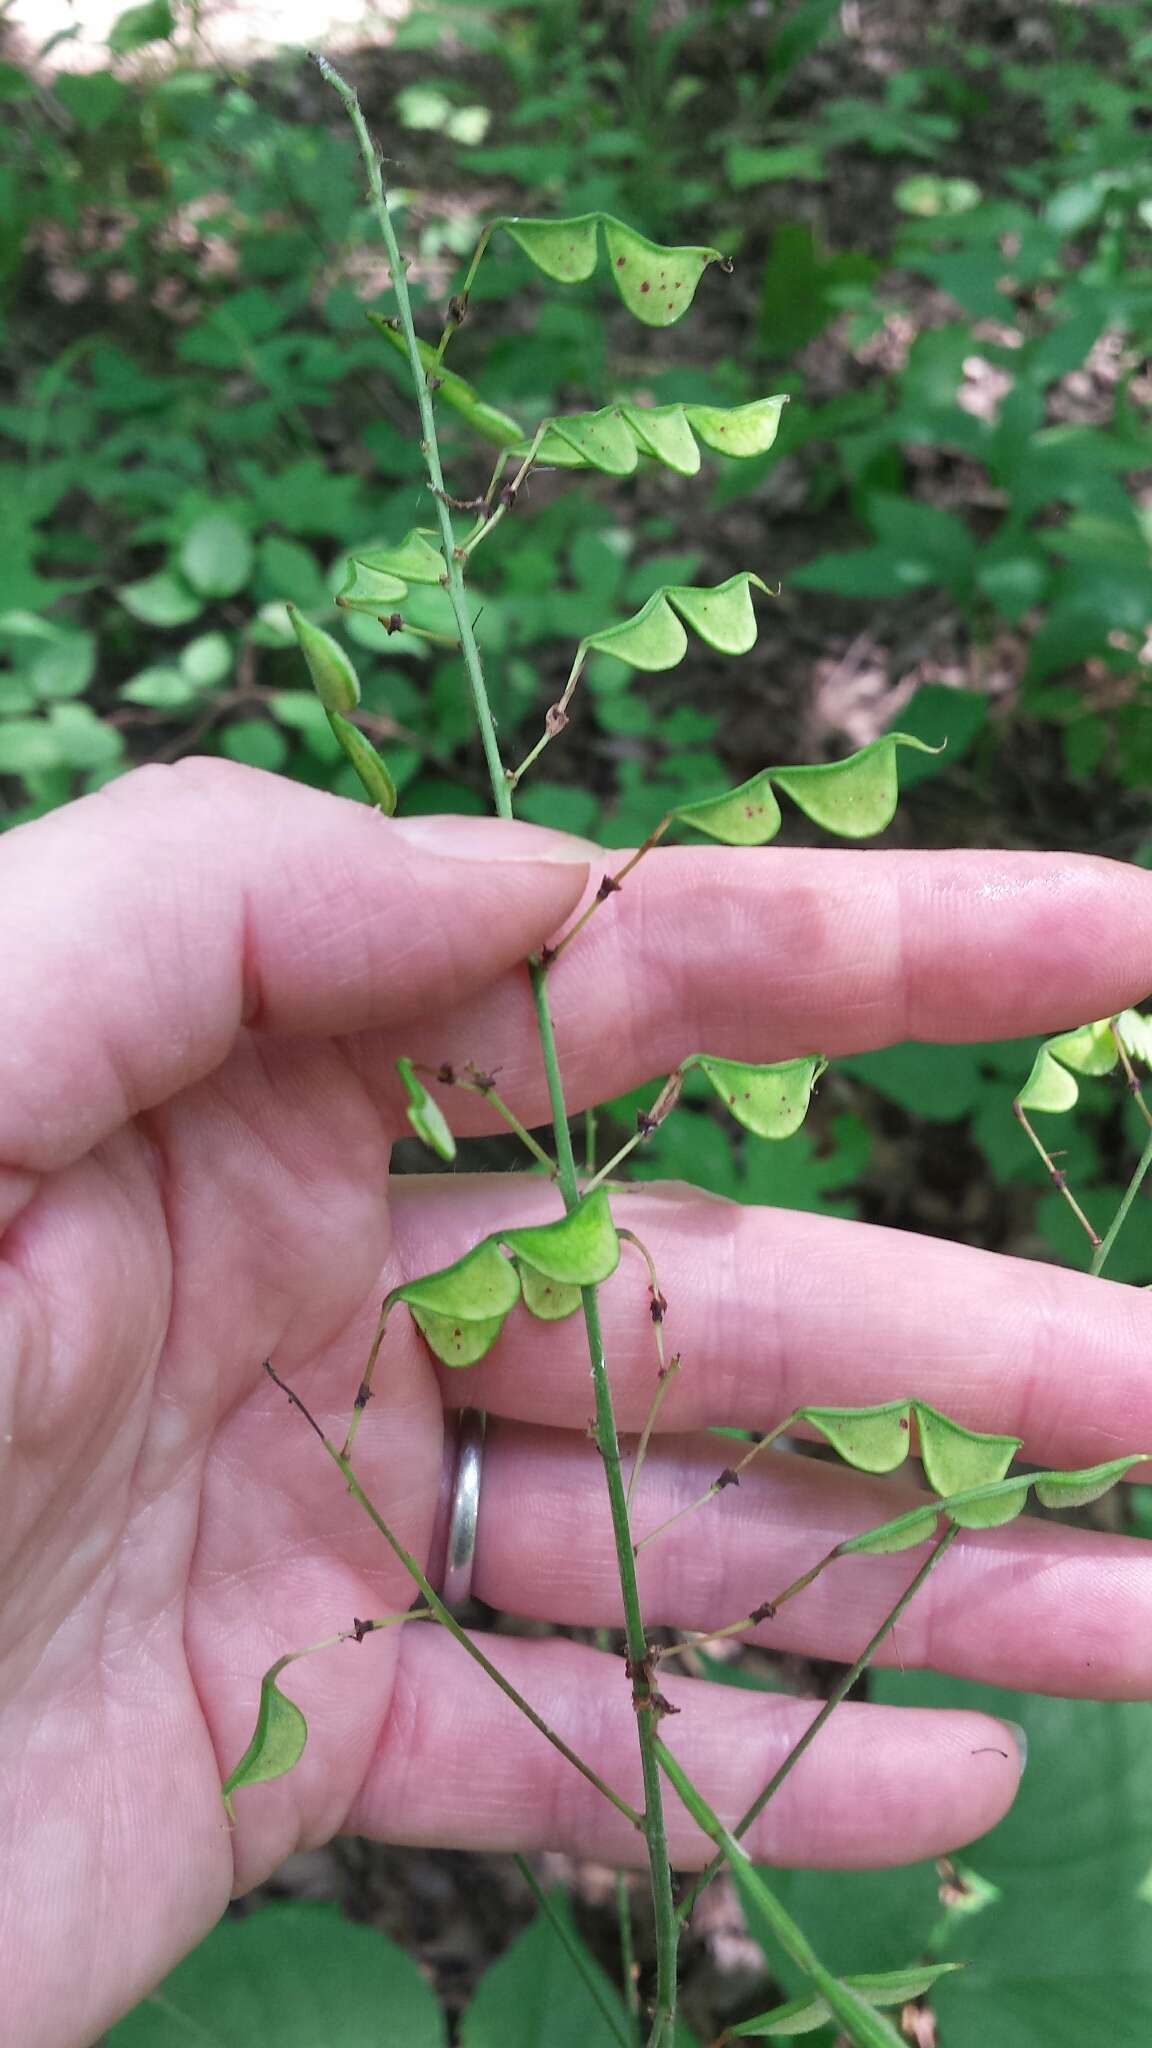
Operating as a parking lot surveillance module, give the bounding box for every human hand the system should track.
[5,761,1152,2048]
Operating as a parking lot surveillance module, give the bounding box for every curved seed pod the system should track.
[409,1306,508,1368]
[369,314,524,447]
[840,1455,1149,1554]
[770,733,941,837]
[396,1057,455,1163]
[353,530,446,586]
[326,714,397,814]
[518,1266,583,1321]
[337,558,409,612]
[670,733,938,847]
[601,216,724,326]
[221,1659,307,1818]
[1116,1008,1152,1064]
[691,1052,827,1140]
[728,1963,963,2038]
[289,607,360,713]
[394,1237,521,1322]
[583,573,769,672]
[798,1400,1021,1490]
[502,212,600,282]
[502,1188,620,1287]
[549,407,640,475]
[684,395,789,457]
[618,403,702,476]
[1016,1017,1119,1114]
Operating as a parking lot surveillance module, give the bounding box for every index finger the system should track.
[377,846,1152,1127]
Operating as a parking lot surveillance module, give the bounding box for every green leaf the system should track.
[684,397,788,458]
[326,714,397,811]
[619,404,702,476]
[221,1658,307,1817]
[551,408,640,476]
[0,717,63,774]
[290,609,360,714]
[803,1401,914,1475]
[117,570,203,627]
[693,1054,827,1140]
[602,217,723,327]
[396,1238,522,1322]
[396,1057,455,1162]
[585,592,688,671]
[410,1306,508,1367]
[29,633,95,702]
[502,1189,620,1287]
[729,1963,963,2036]
[461,1894,631,2048]
[671,770,783,847]
[518,1266,583,1321]
[913,1403,1021,1496]
[771,734,940,838]
[355,530,446,586]
[180,631,233,688]
[503,213,601,283]
[107,0,173,53]
[369,316,524,448]
[107,1902,447,2047]
[668,573,770,655]
[118,667,198,710]
[180,512,254,599]
[47,702,124,771]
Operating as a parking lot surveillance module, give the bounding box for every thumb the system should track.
[0,761,590,1183]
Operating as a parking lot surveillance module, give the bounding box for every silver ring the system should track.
[443,1409,486,1607]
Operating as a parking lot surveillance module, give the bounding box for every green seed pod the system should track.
[327,711,397,814]
[288,606,360,714]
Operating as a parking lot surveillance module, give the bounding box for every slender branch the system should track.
[264,1361,643,1829]
[1092,1125,1152,1278]
[548,819,673,962]
[514,1858,633,2048]
[414,1060,557,1174]
[626,1355,682,1512]
[677,1528,958,1921]
[508,646,587,790]
[1012,1100,1100,1248]
[1108,1021,1152,1132]
[633,1414,800,1553]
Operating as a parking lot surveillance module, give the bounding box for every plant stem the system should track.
[1092,1125,1152,1277]
[655,1744,905,2048]
[529,966,681,2048]
[318,65,680,2038]
[677,1528,958,1920]
[514,1857,634,2048]
[1012,1100,1101,1248]
[633,1413,800,1553]
[265,1361,643,1829]
[313,54,513,817]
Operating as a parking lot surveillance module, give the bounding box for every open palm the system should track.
[6,761,1152,2048]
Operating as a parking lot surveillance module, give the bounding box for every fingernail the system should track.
[1002,1720,1028,1773]
[389,815,596,863]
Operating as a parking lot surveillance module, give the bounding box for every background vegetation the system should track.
[4,0,1152,2041]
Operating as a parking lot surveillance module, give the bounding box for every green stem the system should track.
[318,63,679,2039]
[514,1858,633,2048]
[314,55,512,817]
[1091,1125,1152,1277]
[677,1527,958,1921]
[655,1745,905,2048]
[265,1361,643,1830]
